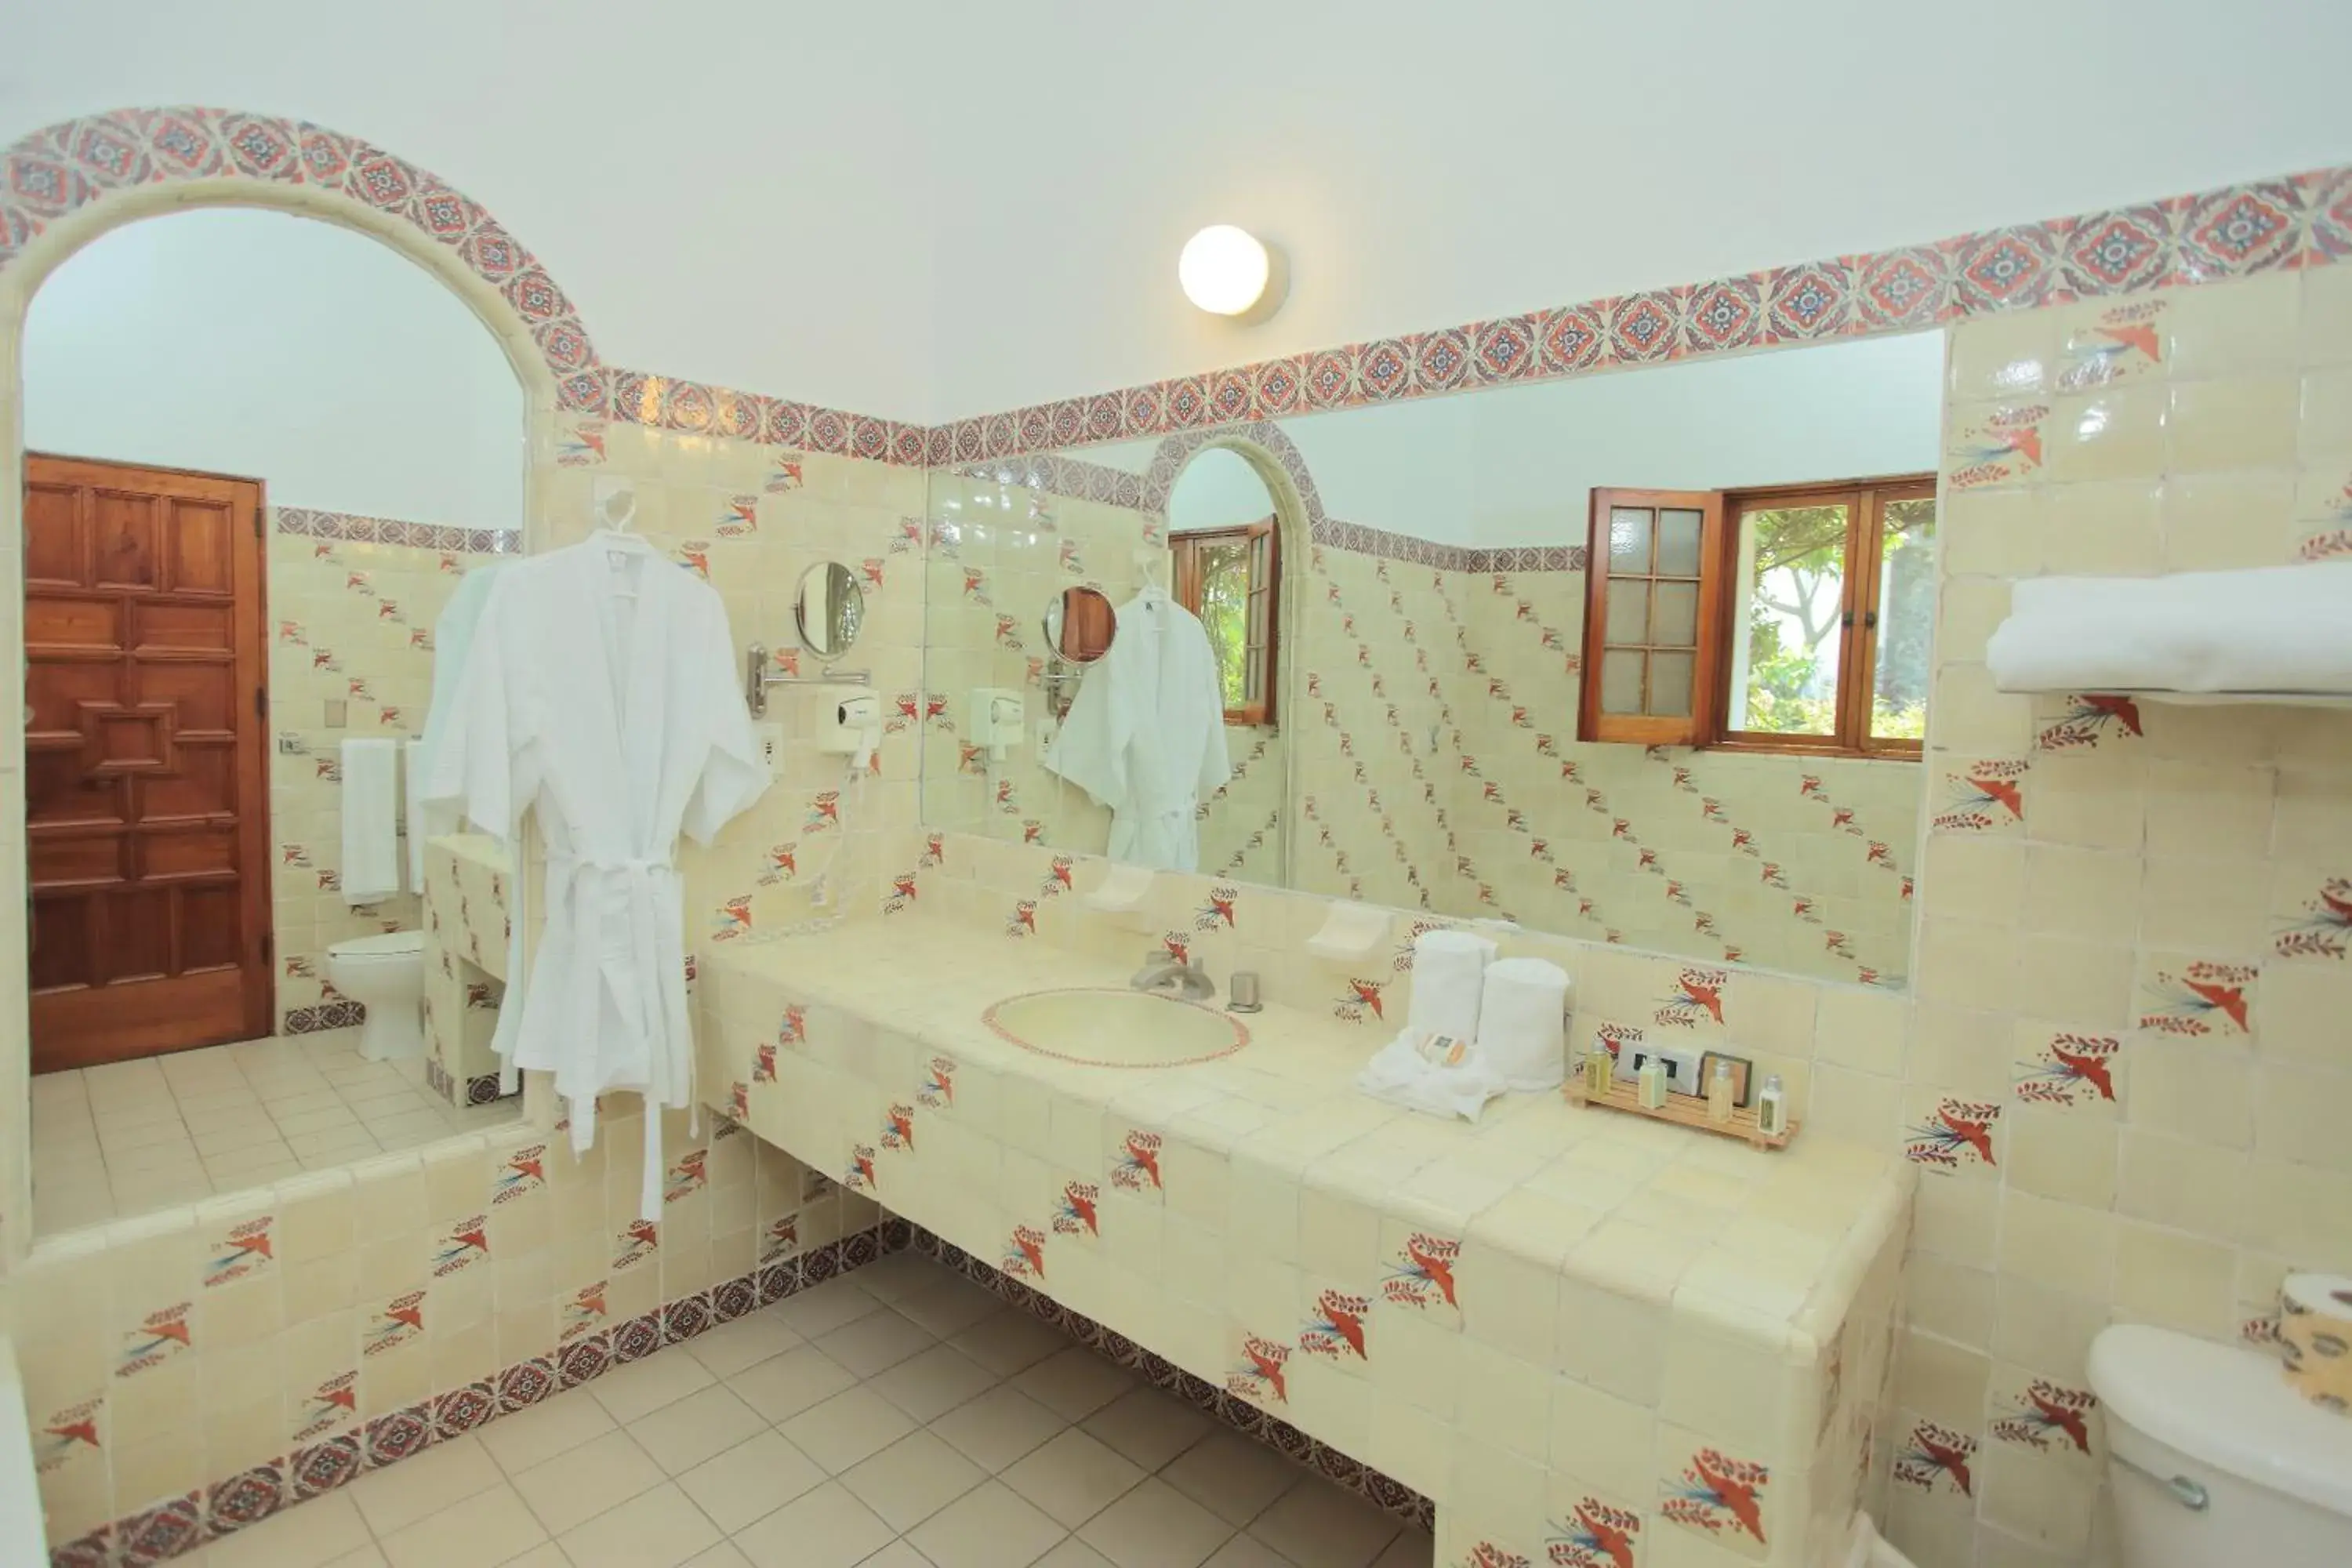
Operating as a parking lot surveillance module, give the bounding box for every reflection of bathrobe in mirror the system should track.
[1045,588,1231,871]
[422,537,768,1219]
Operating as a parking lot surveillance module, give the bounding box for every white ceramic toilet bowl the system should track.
[325,930,426,1060]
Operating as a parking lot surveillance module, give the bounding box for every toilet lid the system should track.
[335,930,424,957]
[2089,1324,2352,1519]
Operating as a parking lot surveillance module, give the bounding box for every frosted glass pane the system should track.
[1601,650,1646,715]
[1653,581,1699,648]
[1608,508,1653,570]
[1605,579,1650,644]
[1657,509,1704,575]
[1650,651,1695,717]
[1873,495,1937,742]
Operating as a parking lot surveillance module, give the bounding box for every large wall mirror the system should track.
[921,328,1945,989]
[17,207,530,1237]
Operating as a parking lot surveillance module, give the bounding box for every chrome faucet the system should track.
[1131,949,1215,1003]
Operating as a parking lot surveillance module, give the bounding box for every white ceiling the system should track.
[9,0,2352,425]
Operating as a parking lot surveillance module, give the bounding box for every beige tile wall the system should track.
[1875,267,2352,1568]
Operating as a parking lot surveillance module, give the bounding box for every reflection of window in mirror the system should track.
[1580,474,1934,757]
[1056,586,1115,662]
[1171,518,1279,725]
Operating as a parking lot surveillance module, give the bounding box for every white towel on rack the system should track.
[340,739,402,906]
[1475,957,1571,1091]
[1987,562,2352,698]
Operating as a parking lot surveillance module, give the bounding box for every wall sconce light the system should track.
[1178,225,1287,321]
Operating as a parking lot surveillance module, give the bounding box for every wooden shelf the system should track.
[1564,1075,1796,1150]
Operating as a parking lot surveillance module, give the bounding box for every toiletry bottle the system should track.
[1583,1043,1613,1099]
[1637,1058,1668,1110]
[1756,1073,1787,1137]
[1708,1059,1736,1125]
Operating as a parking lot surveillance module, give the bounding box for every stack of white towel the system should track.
[1356,930,1571,1120]
[1987,562,2352,701]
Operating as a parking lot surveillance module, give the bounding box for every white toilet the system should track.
[2089,1323,2352,1566]
[325,930,427,1060]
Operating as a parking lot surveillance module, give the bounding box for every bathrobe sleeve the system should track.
[420,572,541,838]
[682,593,771,847]
[1043,613,1132,811]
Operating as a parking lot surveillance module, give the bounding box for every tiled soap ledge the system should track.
[45,1221,907,1567]
[906,1225,1437,1534]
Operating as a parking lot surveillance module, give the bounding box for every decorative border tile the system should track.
[0,107,914,455]
[906,1223,1436,1532]
[46,1222,902,1565]
[930,165,2342,469]
[273,506,520,555]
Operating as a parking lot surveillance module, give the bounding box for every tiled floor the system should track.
[29,1028,521,1234]
[169,1251,1435,1568]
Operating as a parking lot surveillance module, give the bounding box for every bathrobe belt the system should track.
[543,852,691,1221]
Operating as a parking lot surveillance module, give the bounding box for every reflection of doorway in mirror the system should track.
[17,206,530,1235]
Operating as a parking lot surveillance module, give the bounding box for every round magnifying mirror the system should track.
[795,561,864,657]
[1043,586,1116,664]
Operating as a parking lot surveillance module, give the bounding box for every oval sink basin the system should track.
[984,987,1249,1068]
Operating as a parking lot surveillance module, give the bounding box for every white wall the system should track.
[9,1,2350,424]
[1167,447,1277,533]
[23,208,524,525]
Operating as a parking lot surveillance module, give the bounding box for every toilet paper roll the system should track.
[1405,930,1496,1043]
[2281,1273,2352,1417]
[1475,957,1571,1091]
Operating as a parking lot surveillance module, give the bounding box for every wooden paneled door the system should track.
[23,453,273,1073]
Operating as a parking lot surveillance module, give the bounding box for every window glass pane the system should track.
[1727,503,1847,735]
[1871,495,1938,742]
[1656,508,1704,575]
[1649,652,1695,717]
[1652,581,1699,648]
[1604,579,1650,644]
[1600,650,1646,715]
[1608,508,1653,571]
[1189,537,1251,709]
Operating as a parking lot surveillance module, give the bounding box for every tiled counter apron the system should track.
[698,918,1914,1568]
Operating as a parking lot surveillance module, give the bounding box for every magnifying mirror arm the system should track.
[743,641,873,718]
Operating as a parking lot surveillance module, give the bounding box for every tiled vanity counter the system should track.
[421,833,513,1107]
[698,920,1912,1568]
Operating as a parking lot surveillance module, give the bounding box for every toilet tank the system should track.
[2089,1325,2352,1568]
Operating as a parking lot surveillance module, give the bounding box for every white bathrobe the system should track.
[1044,587,1231,871]
[423,534,768,1218]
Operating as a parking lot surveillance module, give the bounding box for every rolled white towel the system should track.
[1406,928,1495,1043]
[1476,957,1570,1091]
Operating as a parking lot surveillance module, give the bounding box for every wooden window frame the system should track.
[1578,474,1934,759]
[1577,488,1726,748]
[1171,516,1280,727]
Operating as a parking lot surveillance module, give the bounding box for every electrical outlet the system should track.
[752,721,785,776]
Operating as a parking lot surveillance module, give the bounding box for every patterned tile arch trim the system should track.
[0,107,919,459]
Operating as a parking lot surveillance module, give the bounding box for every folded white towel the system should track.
[340,739,401,906]
[1406,928,1495,1043]
[1356,1029,1506,1121]
[1476,957,1570,1091]
[1987,562,2352,698]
